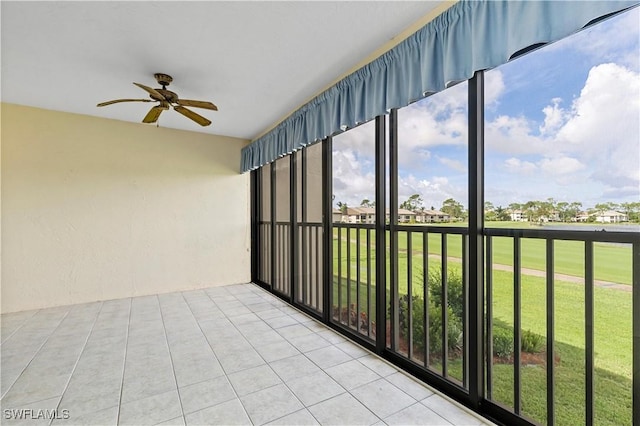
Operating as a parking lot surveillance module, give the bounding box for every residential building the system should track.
[343,207,416,224]
[508,209,528,221]
[3,2,637,426]
[415,209,451,223]
[344,207,376,224]
[332,208,344,223]
[594,210,629,223]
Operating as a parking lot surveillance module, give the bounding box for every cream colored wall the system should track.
[1,103,251,313]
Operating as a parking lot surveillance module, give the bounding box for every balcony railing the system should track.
[258,217,639,425]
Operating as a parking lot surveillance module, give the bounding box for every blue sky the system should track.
[332,7,639,211]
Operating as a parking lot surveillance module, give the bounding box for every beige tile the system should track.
[308,392,379,425]
[286,371,345,406]
[185,399,250,426]
[240,383,303,424]
[179,376,236,415]
[118,389,182,425]
[421,394,484,426]
[227,365,282,396]
[384,402,451,425]
[350,378,416,419]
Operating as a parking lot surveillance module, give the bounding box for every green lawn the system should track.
[333,225,633,285]
[331,231,633,425]
[439,339,631,426]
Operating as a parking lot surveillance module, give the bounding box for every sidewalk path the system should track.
[426,254,631,292]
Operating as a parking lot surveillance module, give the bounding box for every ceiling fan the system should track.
[97,73,217,127]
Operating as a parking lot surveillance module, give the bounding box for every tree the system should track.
[441,198,465,219]
[400,194,424,211]
[337,201,348,214]
[523,200,540,223]
[548,200,582,222]
[508,202,523,212]
[538,199,554,222]
[360,198,375,208]
[620,202,640,222]
[556,201,569,222]
[484,202,496,221]
[495,206,510,221]
[567,201,582,222]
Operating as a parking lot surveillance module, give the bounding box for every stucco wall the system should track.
[1,103,251,313]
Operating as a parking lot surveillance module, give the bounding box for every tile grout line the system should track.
[115,298,133,426]
[0,308,72,401]
[3,284,489,426]
[49,302,105,426]
[216,285,342,425]
[0,309,39,346]
[180,289,251,422]
[202,287,317,425]
[248,284,491,425]
[157,294,188,425]
[238,285,404,424]
[248,283,486,425]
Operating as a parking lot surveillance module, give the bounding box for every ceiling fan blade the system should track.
[174,105,211,126]
[97,99,154,107]
[142,103,169,124]
[133,82,166,100]
[176,99,218,111]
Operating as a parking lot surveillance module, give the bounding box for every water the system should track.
[540,223,640,233]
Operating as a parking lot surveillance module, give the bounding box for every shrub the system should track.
[492,326,513,358]
[395,294,462,356]
[427,268,464,320]
[521,329,544,353]
[490,325,544,358]
[428,303,463,355]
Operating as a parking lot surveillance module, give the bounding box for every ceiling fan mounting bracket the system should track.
[154,73,173,87]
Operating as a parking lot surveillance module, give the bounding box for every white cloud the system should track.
[437,156,467,173]
[484,69,506,106]
[539,97,566,136]
[546,7,640,71]
[397,82,468,171]
[333,11,639,208]
[538,156,585,175]
[487,61,639,204]
[556,63,640,187]
[485,115,553,155]
[504,157,537,174]
[332,149,375,206]
[333,119,376,160]
[397,174,467,209]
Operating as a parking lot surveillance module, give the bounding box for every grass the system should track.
[333,224,633,285]
[438,340,632,426]
[330,231,633,425]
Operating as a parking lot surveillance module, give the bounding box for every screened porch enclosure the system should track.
[247,3,639,425]
[251,101,639,426]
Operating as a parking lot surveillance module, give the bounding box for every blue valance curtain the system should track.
[241,0,637,173]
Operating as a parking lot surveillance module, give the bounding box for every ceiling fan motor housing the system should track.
[155,89,179,103]
[154,73,173,87]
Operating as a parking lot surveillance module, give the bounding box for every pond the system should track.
[540,223,640,233]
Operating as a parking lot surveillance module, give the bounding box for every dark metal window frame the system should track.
[250,69,640,426]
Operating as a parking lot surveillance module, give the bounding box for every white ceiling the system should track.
[1,1,446,141]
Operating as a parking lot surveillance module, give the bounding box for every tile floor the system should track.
[1,283,494,425]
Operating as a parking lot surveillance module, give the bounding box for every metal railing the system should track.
[332,223,376,340]
[297,222,324,313]
[330,222,639,425]
[484,227,638,425]
[333,223,471,386]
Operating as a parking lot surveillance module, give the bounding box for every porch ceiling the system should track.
[1,1,448,140]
